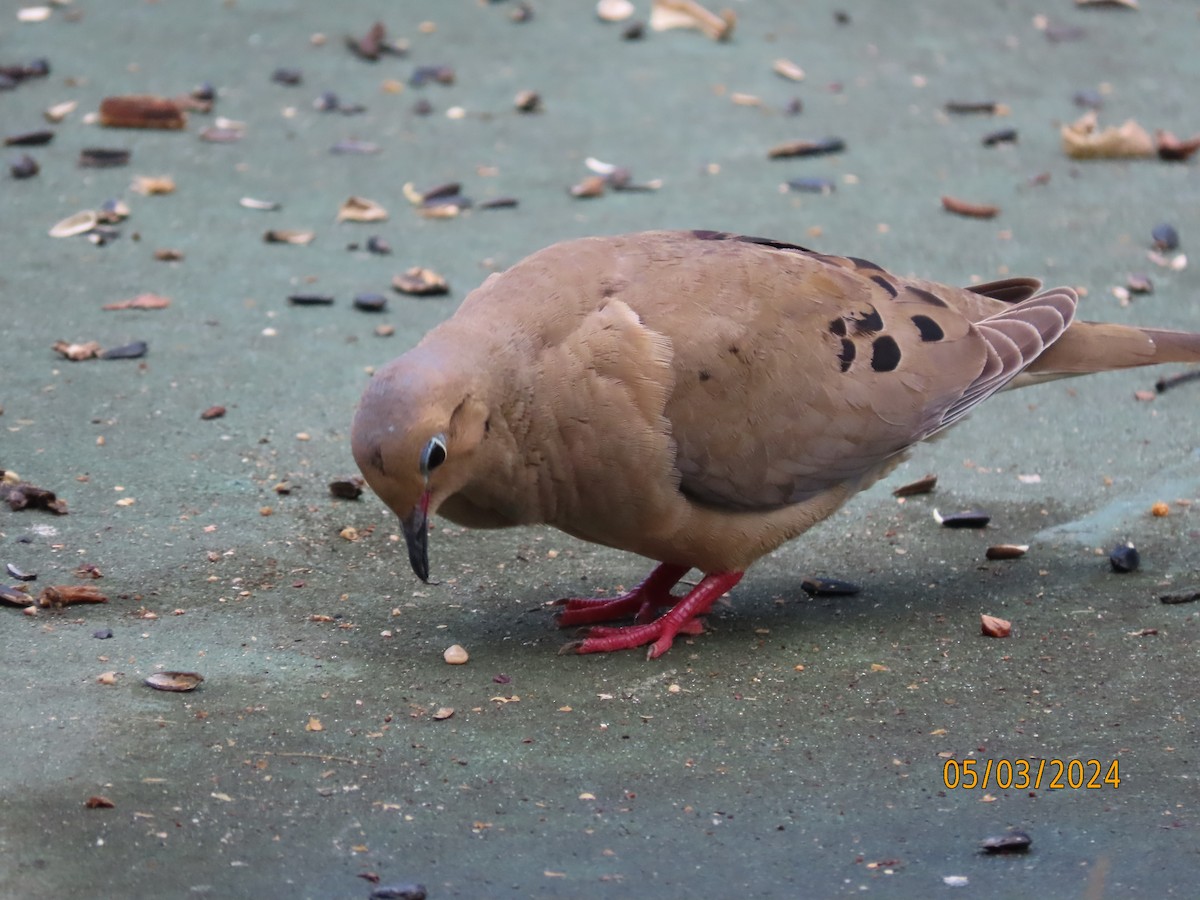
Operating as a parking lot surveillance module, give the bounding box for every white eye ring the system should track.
[419,434,447,476]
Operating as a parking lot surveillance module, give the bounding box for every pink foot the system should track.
[554,563,690,627]
[561,571,744,658]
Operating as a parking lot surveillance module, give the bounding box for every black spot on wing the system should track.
[911,314,945,342]
[871,335,901,372]
[838,338,855,372]
[870,275,899,298]
[850,306,884,334]
[905,285,949,308]
[845,255,885,272]
[829,317,847,337]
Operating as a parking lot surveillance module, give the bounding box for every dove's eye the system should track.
[419,434,447,476]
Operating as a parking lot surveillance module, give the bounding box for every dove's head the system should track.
[351,346,490,582]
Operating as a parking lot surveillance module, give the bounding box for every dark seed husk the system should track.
[786,177,836,194]
[288,294,335,306]
[100,341,148,360]
[980,831,1032,853]
[144,671,204,692]
[79,147,131,168]
[944,100,1002,114]
[892,474,937,497]
[10,153,39,179]
[800,576,861,596]
[366,235,392,254]
[1072,89,1104,110]
[985,544,1029,560]
[4,129,54,147]
[936,509,991,528]
[1151,223,1179,252]
[271,67,303,86]
[369,884,427,900]
[0,585,33,607]
[329,476,365,499]
[410,65,455,88]
[314,91,340,112]
[98,95,186,130]
[1126,273,1153,295]
[192,82,216,102]
[93,628,114,639]
[347,22,387,61]
[622,21,645,40]
[353,293,388,312]
[982,128,1018,146]
[479,196,519,210]
[1159,588,1200,605]
[768,137,845,159]
[5,563,35,581]
[1109,541,1140,573]
[412,98,434,116]
[418,182,463,203]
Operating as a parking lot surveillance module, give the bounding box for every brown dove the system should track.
[352,230,1200,658]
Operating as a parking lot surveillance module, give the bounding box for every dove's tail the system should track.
[1012,320,1200,387]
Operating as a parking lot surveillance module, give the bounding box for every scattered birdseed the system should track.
[240,196,280,211]
[980,831,1031,853]
[336,196,388,223]
[944,100,1009,115]
[650,0,736,41]
[99,95,187,130]
[985,544,1028,560]
[392,267,449,296]
[369,884,427,900]
[800,576,861,596]
[5,563,35,581]
[479,196,518,210]
[4,129,53,146]
[892,474,937,497]
[785,177,836,194]
[1151,223,1179,251]
[941,195,1000,219]
[144,671,204,692]
[79,147,131,168]
[1061,111,1153,159]
[353,293,388,312]
[1109,541,1139,573]
[768,137,845,159]
[200,405,226,420]
[443,644,469,665]
[982,128,1018,146]
[1150,501,1170,517]
[328,477,365,499]
[330,138,380,155]
[264,229,316,245]
[597,0,635,22]
[10,153,39,178]
[130,175,175,195]
[1159,588,1200,605]
[0,586,33,607]
[980,614,1011,638]
[935,509,991,528]
[432,707,455,720]
[270,67,303,86]
[99,341,148,360]
[1156,130,1200,162]
[288,294,335,306]
[772,58,805,82]
[48,211,98,240]
[514,89,542,113]
[102,293,170,310]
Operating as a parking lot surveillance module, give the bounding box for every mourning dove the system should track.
[352,230,1200,658]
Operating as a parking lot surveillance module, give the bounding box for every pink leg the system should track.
[554,563,690,627]
[562,571,744,659]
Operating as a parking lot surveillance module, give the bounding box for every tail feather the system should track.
[1013,320,1200,386]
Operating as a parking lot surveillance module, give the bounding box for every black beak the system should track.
[400,494,430,582]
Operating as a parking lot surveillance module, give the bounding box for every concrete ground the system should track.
[2,1,1198,897]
